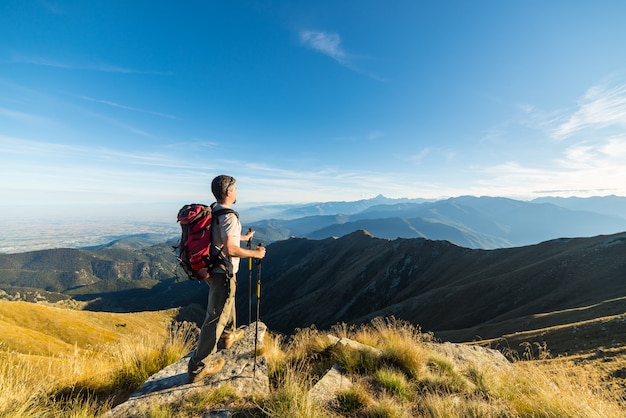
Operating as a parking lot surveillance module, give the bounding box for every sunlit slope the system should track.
[0,301,176,356]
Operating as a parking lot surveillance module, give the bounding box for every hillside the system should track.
[0,241,210,312]
[256,230,626,356]
[0,300,194,417]
[0,300,176,357]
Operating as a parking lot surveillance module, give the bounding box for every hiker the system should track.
[188,174,266,383]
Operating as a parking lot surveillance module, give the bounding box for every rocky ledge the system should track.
[105,322,269,417]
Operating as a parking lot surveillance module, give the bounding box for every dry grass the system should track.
[2,302,624,417]
[0,301,196,417]
[262,317,626,418]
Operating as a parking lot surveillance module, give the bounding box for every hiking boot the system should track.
[223,329,244,349]
[188,358,225,383]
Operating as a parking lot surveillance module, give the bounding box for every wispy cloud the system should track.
[404,146,457,166]
[79,110,152,137]
[478,131,626,198]
[0,107,50,124]
[235,162,431,203]
[0,134,426,209]
[79,96,177,119]
[300,30,349,65]
[0,135,229,174]
[9,55,172,75]
[406,147,432,164]
[552,82,626,139]
[557,135,626,169]
[368,130,385,141]
[299,29,385,82]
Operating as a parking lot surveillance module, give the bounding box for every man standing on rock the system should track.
[188,174,266,383]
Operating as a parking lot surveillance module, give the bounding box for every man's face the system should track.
[228,183,238,204]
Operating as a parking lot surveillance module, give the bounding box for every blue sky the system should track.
[2,1,626,221]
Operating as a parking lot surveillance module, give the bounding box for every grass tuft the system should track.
[332,344,380,375]
[261,362,328,418]
[335,385,372,414]
[374,367,412,401]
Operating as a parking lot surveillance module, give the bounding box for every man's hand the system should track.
[241,229,255,241]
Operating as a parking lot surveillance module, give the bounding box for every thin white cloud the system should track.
[1,133,430,209]
[76,107,155,137]
[299,29,386,82]
[477,131,626,198]
[473,79,626,199]
[300,30,348,65]
[559,144,596,169]
[0,107,50,124]
[79,96,177,119]
[0,135,171,168]
[368,130,385,141]
[406,147,432,164]
[235,163,430,203]
[600,135,626,157]
[553,83,626,139]
[404,146,457,165]
[9,55,172,75]
[557,135,626,169]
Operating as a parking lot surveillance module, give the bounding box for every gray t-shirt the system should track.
[211,204,241,275]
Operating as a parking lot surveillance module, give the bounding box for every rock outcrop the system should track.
[105,322,269,417]
[105,322,513,417]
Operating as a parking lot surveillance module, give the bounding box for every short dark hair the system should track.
[211,175,236,202]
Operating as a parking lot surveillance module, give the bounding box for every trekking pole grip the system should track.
[247,228,253,268]
[255,243,263,265]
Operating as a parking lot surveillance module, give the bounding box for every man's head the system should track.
[211,175,237,203]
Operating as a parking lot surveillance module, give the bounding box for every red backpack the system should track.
[176,203,236,281]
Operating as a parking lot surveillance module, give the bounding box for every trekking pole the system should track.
[247,228,252,325]
[253,243,263,376]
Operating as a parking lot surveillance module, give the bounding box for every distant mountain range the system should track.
[2,195,625,254]
[241,194,626,221]
[246,195,626,249]
[240,194,431,221]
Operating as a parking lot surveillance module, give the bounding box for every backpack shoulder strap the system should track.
[212,207,238,220]
[211,208,239,233]
[209,206,239,277]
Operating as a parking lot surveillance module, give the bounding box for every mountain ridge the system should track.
[257,230,626,355]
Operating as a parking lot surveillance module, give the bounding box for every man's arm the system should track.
[224,235,266,259]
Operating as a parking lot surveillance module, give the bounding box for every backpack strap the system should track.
[210,207,239,277]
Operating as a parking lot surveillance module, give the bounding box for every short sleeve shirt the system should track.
[211,203,242,275]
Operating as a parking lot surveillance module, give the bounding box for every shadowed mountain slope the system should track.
[257,230,626,347]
